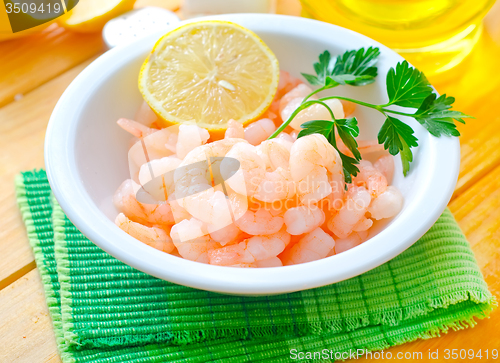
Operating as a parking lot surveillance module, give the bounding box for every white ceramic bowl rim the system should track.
[45,14,460,295]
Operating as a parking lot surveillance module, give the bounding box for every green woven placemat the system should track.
[16,170,496,362]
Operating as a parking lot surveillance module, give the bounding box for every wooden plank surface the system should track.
[0,0,499,361]
[0,59,95,289]
[0,269,60,363]
[0,24,104,108]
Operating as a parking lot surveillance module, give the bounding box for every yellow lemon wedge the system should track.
[139,21,280,138]
[57,0,135,33]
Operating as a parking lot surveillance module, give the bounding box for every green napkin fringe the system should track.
[15,170,497,362]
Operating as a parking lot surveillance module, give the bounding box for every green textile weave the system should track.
[16,169,496,362]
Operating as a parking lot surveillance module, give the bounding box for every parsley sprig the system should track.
[268,48,471,182]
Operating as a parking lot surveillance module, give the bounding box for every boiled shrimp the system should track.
[276,70,302,99]
[113,179,175,226]
[115,213,174,253]
[289,134,343,204]
[281,98,344,131]
[208,222,241,246]
[225,119,245,139]
[279,83,314,114]
[256,139,290,171]
[276,132,295,145]
[374,155,395,184]
[352,160,387,197]
[174,138,248,224]
[368,186,403,220]
[138,156,182,200]
[176,124,210,159]
[337,138,385,157]
[235,208,284,235]
[282,227,335,265]
[244,118,276,146]
[170,218,221,263]
[119,119,177,182]
[224,142,266,196]
[208,226,290,265]
[283,205,325,235]
[327,185,371,239]
[254,167,296,202]
[255,257,283,267]
[329,230,368,255]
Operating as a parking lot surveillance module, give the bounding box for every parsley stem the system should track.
[268,99,336,139]
[267,99,317,139]
[318,96,381,110]
[319,96,417,117]
[379,109,415,117]
[303,84,340,103]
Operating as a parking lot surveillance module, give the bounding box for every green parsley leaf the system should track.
[386,61,433,108]
[414,93,472,137]
[378,116,419,176]
[298,119,361,183]
[329,46,380,86]
[302,47,380,88]
[301,51,334,86]
[297,120,334,139]
[335,117,361,160]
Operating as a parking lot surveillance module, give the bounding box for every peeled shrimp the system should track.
[279,84,314,114]
[352,160,387,197]
[118,118,156,139]
[340,100,356,117]
[283,205,325,235]
[254,167,296,202]
[170,218,221,263]
[113,179,175,226]
[119,119,177,182]
[289,134,343,204]
[208,227,291,265]
[276,70,302,99]
[374,155,395,184]
[176,124,210,159]
[368,186,404,220]
[327,185,371,239]
[276,132,295,146]
[138,156,182,200]
[174,138,248,224]
[244,118,276,146]
[353,216,373,232]
[225,119,245,139]
[224,143,266,196]
[337,138,385,158]
[255,257,283,267]
[208,222,241,246]
[256,139,290,171]
[282,227,335,265]
[115,213,174,253]
[330,230,368,255]
[235,209,284,236]
[281,98,344,131]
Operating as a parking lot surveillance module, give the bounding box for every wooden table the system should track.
[1,1,499,361]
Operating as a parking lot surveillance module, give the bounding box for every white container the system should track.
[45,14,460,296]
[182,0,276,18]
[102,7,180,48]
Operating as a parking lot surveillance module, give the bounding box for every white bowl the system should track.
[45,14,460,295]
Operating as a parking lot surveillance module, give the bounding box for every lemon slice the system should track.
[139,21,279,137]
[58,0,135,33]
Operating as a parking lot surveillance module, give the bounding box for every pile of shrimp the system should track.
[113,71,404,268]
